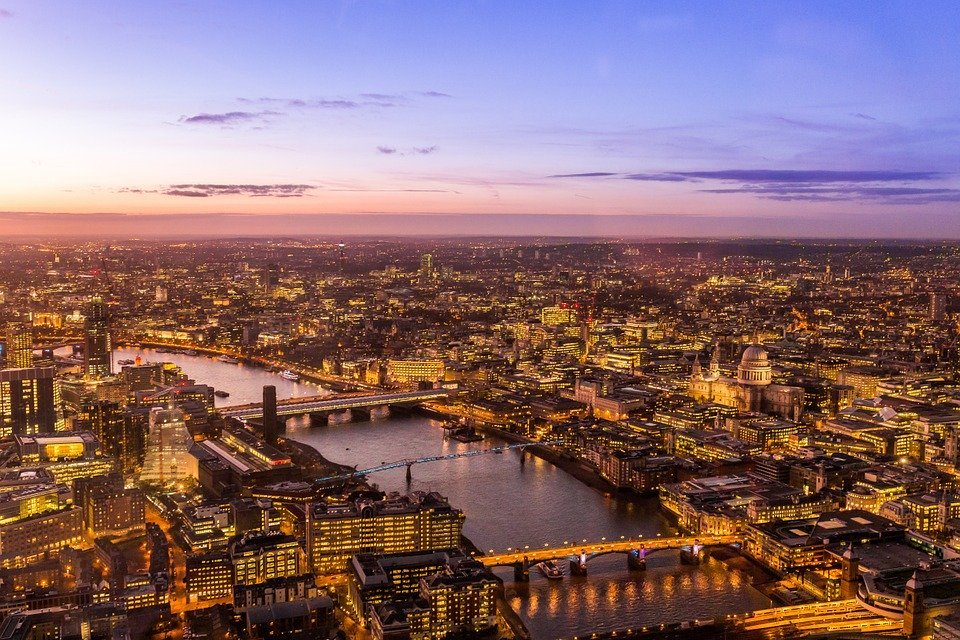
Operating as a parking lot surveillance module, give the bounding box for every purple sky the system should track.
[1,1,958,237]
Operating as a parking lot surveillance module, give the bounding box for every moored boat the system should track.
[536,560,565,580]
[280,370,300,381]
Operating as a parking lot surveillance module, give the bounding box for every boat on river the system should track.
[536,560,565,580]
[214,390,230,398]
[280,370,300,381]
[218,355,240,364]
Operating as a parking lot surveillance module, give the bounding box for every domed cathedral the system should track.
[689,343,804,421]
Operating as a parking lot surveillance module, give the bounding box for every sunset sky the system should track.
[2,1,959,237]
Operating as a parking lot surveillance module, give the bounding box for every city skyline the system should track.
[3,1,960,237]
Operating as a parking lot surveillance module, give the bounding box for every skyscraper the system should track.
[84,297,111,379]
[419,253,433,285]
[0,366,63,435]
[262,385,278,446]
[140,406,196,485]
[929,292,946,322]
[5,322,33,369]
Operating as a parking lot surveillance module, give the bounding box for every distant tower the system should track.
[262,385,278,446]
[691,356,703,381]
[903,571,925,638]
[84,296,111,379]
[264,263,279,295]
[929,291,946,322]
[419,253,433,285]
[708,345,720,379]
[840,544,860,600]
[5,321,33,369]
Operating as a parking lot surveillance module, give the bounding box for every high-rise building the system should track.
[419,253,433,284]
[84,297,111,380]
[262,385,278,446]
[140,406,197,485]
[5,322,33,369]
[0,366,63,435]
[929,291,947,322]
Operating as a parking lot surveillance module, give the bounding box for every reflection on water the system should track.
[285,415,772,637]
[98,349,770,637]
[112,347,328,407]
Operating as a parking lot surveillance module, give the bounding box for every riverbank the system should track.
[117,339,361,391]
[278,436,356,479]
[467,422,623,495]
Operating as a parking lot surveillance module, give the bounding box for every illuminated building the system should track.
[230,531,304,586]
[13,432,114,485]
[386,359,445,385]
[541,305,574,327]
[4,322,33,369]
[83,296,111,380]
[74,474,145,537]
[742,510,903,573]
[73,400,123,458]
[234,573,318,610]
[421,563,499,638]
[139,406,196,485]
[661,475,836,534]
[689,345,805,421]
[930,291,947,322]
[306,492,464,575]
[185,551,233,604]
[0,367,63,435]
[419,253,433,284]
[244,596,335,639]
[348,549,499,639]
[0,506,83,569]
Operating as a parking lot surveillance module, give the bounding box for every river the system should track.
[114,347,772,638]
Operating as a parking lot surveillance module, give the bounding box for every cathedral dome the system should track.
[738,344,772,386]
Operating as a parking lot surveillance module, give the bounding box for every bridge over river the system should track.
[481,534,742,579]
[220,388,451,420]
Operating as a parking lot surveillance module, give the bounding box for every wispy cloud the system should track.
[0,9,13,18]
[377,145,439,156]
[118,184,315,198]
[179,111,278,125]
[549,172,618,178]
[549,168,956,204]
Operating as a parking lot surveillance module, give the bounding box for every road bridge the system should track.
[220,388,452,420]
[481,534,741,580]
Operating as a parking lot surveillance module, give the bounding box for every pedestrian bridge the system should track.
[220,388,452,420]
[480,533,741,569]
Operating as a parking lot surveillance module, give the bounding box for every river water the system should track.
[114,347,772,638]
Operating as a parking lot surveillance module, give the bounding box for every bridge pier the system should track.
[680,541,703,565]
[405,463,413,484]
[570,552,588,577]
[513,557,530,582]
[308,411,331,427]
[369,405,390,420]
[328,409,352,425]
[627,547,647,571]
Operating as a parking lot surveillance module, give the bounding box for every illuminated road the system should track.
[480,534,741,567]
